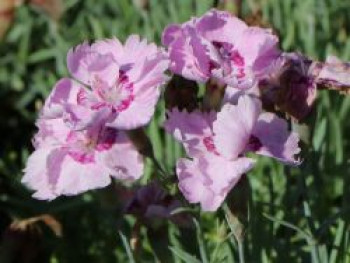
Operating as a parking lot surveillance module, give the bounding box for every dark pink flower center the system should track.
[203,136,219,155]
[213,41,233,60]
[231,50,245,67]
[247,135,262,152]
[65,128,117,164]
[66,132,95,163]
[95,128,117,152]
[212,41,247,81]
[237,68,246,79]
[78,70,135,114]
[77,89,88,105]
[68,151,95,164]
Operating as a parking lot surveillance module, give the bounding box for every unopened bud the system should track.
[260,53,317,121]
[202,78,226,111]
[164,75,198,112]
[127,128,154,158]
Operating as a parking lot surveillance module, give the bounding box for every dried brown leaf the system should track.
[10,214,62,237]
[30,0,63,21]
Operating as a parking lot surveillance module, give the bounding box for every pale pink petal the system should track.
[23,147,112,200]
[200,156,255,211]
[176,158,218,209]
[92,38,124,63]
[213,95,261,159]
[67,42,119,86]
[41,78,85,119]
[121,35,158,66]
[234,27,280,72]
[196,9,247,43]
[165,28,213,82]
[97,132,144,181]
[94,35,161,72]
[176,155,254,212]
[214,27,279,89]
[163,9,280,89]
[41,78,112,131]
[164,109,216,156]
[62,103,111,131]
[53,151,111,196]
[107,53,168,130]
[252,112,301,165]
[34,118,70,148]
[107,85,160,129]
[74,35,169,129]
[22,147,57,200]
[127,51,168,85]
[222,84,260,105]
[203,155,255,193]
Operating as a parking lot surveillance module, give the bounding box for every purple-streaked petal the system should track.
[23,147,112,200]
[316,55,350,89]
[52,149,111,197]
[162,9,280,89]
[62,103,111,131]
[85,36,168,130]
[213,95,261,159]
[98,132,144,181]
[252,112,301,165]
[164,109,216,156]
[41,78,85,119]
[223,84,260,105]
[162,24,183,46]
[177,157,220,211]
[204,155,255,194]
[121,35,159,66]
[196,9,247,43]
[213,27,279,89]
[34,118,70,148]
[92,38,124,63]
[107,85,160,130]
[166,30,213,82]
[41,78,113,131]
[67,42,119,86]
[235,27,280,76]
[108,52,168,129]
[176,155,254,212]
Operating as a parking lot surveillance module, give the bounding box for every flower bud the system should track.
[127,128,154,158]
[164,75,199,112]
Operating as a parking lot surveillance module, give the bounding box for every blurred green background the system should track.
[0,0,350,262]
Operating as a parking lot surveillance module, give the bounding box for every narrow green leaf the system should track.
[119,232,136,263]
[193,219,209,263]
[169,246,201,263]
[329,220,345,263]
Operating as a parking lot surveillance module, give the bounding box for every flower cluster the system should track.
[23,35,168,199]
[162,9,280,89]
[164,95,300,211]
[162,10,300,211]
[23,9,350,212]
